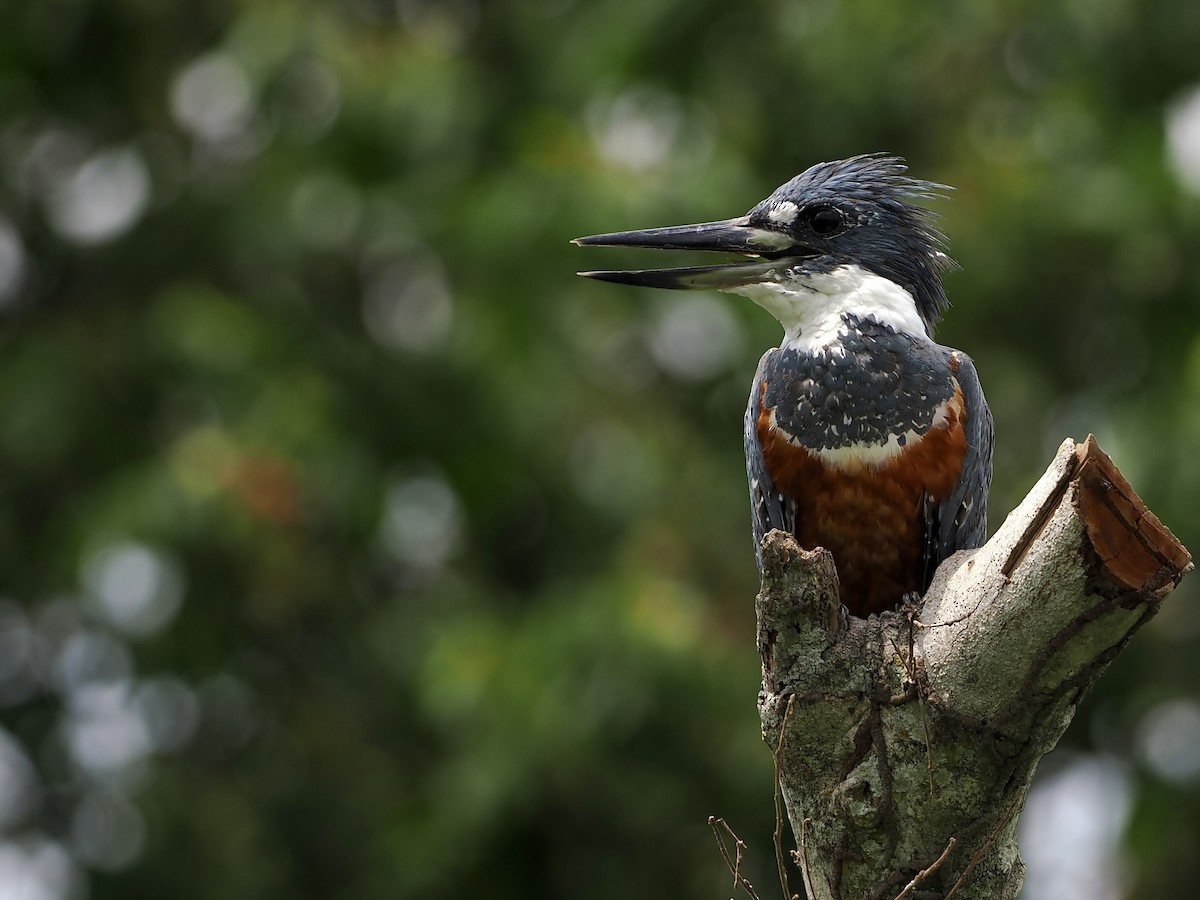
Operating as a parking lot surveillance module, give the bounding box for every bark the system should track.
[756,436,1192,900]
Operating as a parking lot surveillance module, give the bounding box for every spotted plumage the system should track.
[761,315,954,451]
[576,154,994,617]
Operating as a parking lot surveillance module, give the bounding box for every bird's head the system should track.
[575,154,954,337]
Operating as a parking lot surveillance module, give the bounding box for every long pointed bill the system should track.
[573,217,792,253]
[578,258,799,290]
[573,217,811,290]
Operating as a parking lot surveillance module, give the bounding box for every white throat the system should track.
[729,263,928,351]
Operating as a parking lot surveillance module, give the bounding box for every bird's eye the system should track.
[808,207,844,236]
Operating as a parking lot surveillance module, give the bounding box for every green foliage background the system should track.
[1,1,1199,898]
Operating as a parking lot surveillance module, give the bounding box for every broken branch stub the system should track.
[757,436,1191,900]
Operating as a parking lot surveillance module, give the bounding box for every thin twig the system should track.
[708,816,763,900]
[944,794,1022,899]
[912,591,990,630]
[773,696,797,900]
[900,609,938,800]
[795,819,816,900]
[920,694,936,799]
[892,837,956,900]
[708,816,737,880]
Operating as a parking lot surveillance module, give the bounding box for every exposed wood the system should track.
[756,436,1191,900]
[1073,435,1191,592]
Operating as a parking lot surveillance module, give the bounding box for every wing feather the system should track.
[745,350,796,573]
[931,350,994,568]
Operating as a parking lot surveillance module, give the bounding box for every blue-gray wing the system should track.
[931,349,994,567]
[745,349,796,574]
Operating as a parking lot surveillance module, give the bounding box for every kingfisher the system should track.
[574,154,993,618]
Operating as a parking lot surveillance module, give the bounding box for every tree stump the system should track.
[756,436,1192,900]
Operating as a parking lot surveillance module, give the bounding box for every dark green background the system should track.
[1,1,1198,898]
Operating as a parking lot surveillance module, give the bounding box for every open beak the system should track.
[573,217,813,290]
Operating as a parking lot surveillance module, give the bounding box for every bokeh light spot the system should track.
[587,88,686,173]
[275,57,342,140]
[380,474,463,569]
[64,681,152,779]
[44,147,150,245]
[0,215,27,308]
[0,601,37,706]
[0,839,78,900]
[290,173,362,248]
[132,677,200,754]
[1137,697,1200,783]
[1019,754,1131,900]
[170,53,255,144]
[362,258,454,353]
[570,422,657,516]
[647,294,744,381]
[70,789,146,872]
[81,541,185,639]
[0,727,38,830]
[1166,84,1200,195]
[55,632,132,693]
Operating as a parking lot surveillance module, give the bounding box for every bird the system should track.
[573,154,993,618]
